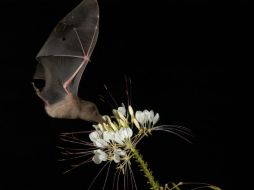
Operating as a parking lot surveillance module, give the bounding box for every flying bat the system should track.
[33,0,103,123]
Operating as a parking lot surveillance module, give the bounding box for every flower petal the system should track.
[114,127,133,143]
[94,138,108,148]
[135,111,145,124]
[119,127,126,139]
[115,148,126,156]
[119,127,127,140]
[124,127,133,138]
[114,131,124,145]
[103,131,115,143]
[144,110,150,122]
[93,149,108,164]
[118,104,126,116]
[149,110,154,122]
[113,153,121,163]
[153,113,159,125]
[128,106,134,117]
[92,155,101,164]
[113,148,126,163]
[89,131,102,142]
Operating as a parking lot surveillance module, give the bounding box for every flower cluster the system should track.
[60,103,192,189]
[89,104,160,165]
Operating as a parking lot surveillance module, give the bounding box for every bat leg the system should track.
[32,82,49,105]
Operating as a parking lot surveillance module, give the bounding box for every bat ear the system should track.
[33,62,46,91]
[32,79,45,92]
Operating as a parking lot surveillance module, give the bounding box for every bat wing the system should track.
[33,0,99,105]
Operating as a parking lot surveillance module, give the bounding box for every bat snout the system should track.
[79,100,103,124]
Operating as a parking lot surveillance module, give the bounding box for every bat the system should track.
[32,0,103,123]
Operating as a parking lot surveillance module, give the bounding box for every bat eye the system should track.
[89,105,99,115]
[62,37,66,41]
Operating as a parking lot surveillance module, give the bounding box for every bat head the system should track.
[79,99,104,124]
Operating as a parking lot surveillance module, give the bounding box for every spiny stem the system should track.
[130,146,160,190]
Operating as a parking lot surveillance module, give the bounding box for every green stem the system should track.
[130,146,160,190]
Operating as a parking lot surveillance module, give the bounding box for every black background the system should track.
[0,0,249,190]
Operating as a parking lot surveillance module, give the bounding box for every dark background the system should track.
[0,0,249,190]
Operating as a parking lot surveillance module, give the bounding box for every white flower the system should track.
[122,127,133,139]
[147,110,159,125]
[113,111,126,123]
[103,131,115,143]
[114,127,133,145]
[89,131,108,148]
[94,139,108,148]
[92,149,108,164]
[113,148,126,163]
[144,109,150,121]
[135,109,159,127]
[148,110,154,122]
[135,111,145,124]
[89,131,102,142]
[117,104,126,116]
[89,105,160,166]
[152,113,159,125]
